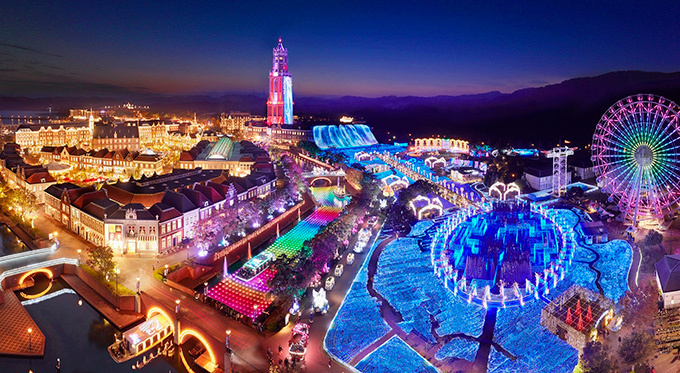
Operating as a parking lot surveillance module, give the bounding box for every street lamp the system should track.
[204,282,208,295]
[225,329,231,349]
[28,327,32,351]
[136,277,140,294]
[114,267,120,295]
[175,299,181,315]
[77,249,82,265]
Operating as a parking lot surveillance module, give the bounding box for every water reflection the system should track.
[0,290,186,372]
[88,317,117,348]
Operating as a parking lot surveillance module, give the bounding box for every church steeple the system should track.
[267,38,293,126]
[272,37,288,74]
[88,108,95,133]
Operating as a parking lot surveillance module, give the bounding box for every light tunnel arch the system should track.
[309,177,333,187]
[146,307,175,333]
[179,329,217,367]
[18,268,53,285]
[146,307,217,371]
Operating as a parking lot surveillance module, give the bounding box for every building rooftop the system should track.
[93,124,139,139]
[657,254,680,293]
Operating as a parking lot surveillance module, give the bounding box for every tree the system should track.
[618,331,655,367]
[619,281,659,328]
[642,230,663,249]
[296,140,321,157]
[564,186,585,201]
[581,341,615,373]
[86,246,116,277]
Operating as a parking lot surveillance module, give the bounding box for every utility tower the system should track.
[547,146,574,197]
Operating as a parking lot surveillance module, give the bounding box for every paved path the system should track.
[260,223,388,373]
[0,290,45,357]
[143,283,270,372]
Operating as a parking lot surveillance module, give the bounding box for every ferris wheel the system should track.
[591,94,680,228]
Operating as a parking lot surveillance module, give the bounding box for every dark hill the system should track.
[3,71,680,147]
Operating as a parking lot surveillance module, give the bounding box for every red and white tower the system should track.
[267,38,293,126]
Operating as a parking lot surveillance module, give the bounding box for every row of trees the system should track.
[0,173,40,235]
[188,154,307,254]
[581,331,656,373]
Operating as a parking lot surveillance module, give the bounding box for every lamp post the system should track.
[224,329,233,373]
[77,249,82,265]
[204,282,208,295]
[164,264,169,280]
[114,267,120,295]
[175,299,181,315]
[28,327,32,351]
[136,277,140,294]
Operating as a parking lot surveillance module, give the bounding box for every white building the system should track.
[657,254,680,309]
[524,165,572,191]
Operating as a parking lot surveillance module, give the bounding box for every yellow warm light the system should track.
[19,268,53,285]
[146,307,174,333]
[20,281,53,299]
[179,328,216,363]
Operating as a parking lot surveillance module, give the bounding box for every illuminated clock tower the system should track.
[267,38,293,125]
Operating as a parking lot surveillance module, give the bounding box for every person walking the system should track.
[328,357,332,368]
[278,345,283,355]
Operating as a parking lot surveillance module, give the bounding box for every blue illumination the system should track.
[313,124,378,149]
[283,76,293,124]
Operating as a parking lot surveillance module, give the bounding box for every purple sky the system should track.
[1,1,679,97]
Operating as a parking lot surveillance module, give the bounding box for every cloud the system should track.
[0,43,63,58]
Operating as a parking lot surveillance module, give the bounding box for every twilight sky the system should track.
[1,1,679,97]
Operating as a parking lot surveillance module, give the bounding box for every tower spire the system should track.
[267,38,293,126]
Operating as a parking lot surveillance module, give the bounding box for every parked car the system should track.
[346,253,355,265]
[334,264,344,277]
[325,276,335,291]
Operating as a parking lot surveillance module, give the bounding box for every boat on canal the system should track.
[108,314,173,363]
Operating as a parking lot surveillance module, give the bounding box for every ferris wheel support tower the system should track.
[547,146,574,197]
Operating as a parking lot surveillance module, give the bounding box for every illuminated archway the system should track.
[309,177,332,187]
[179,329,217,373]
[146,307,175,334]
[18,268,53,285]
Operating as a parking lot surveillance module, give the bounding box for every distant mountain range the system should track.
[3,70,680,146]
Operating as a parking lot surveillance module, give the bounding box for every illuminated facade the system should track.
[413,138,469,153]
[15,121,92,150]
[39,146,164,177]
[267,38,293,125]
[220,112,251,134]
[243,122,312,145]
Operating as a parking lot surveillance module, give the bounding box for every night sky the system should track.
[2,1,679,97]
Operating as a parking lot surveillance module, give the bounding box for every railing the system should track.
[0,257,78,290]
[212,198,307,262]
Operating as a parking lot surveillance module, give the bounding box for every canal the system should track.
[0,278,188,373]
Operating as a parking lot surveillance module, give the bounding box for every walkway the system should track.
[142,284,269,372]
[261,219,388,373]
[0,290,45,357]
